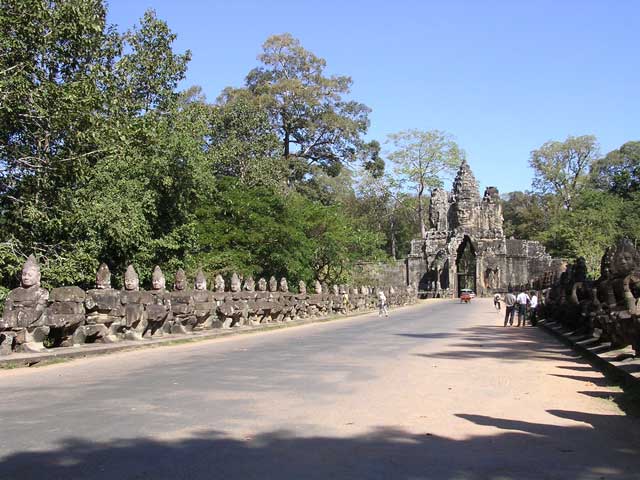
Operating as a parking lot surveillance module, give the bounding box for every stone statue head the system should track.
[573,257,587,283]
[243,276,255,292]
[151,266,166,290]
[332,284,339,295]
[279,277,289,292]
[314,280,322,294]
[612,238,640,277]
[174,268,187,291]
[257,277,267,292]
[230,273,241,293]
[298,280,306,294]
[195,269,207,291]
[214,274,225,292]
[96,263,111,289]
[269,276,278,292]
[21,254,41,288]
[124,265,140,291]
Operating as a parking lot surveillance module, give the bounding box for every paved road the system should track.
[1,299,639,479]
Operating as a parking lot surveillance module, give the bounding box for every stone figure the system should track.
[1,255,50,353]
[170,268,197,334]
[269,276,278,292]
[214,274,225,293]
[429,188,449,231]
[82,263,124,344]
[279,277,289,292]
[243,276,255,292]
[192,269,217,329]
[144,266,172,337]
[120,265,149,341]
[314,280,322,294]
[257,278,267,292]
[47,286,86,347]
[298,281,307,295]
[230,273,242,293]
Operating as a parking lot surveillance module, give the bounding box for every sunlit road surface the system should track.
[1,298,639,480]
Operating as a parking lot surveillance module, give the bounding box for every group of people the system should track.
[493,290,538,327]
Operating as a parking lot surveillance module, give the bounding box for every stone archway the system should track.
[456,236,476,296]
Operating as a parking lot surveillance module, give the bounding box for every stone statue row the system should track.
[0,256,417,355]
[533,238,640,356]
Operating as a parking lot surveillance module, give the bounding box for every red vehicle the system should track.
[460,289,474,303]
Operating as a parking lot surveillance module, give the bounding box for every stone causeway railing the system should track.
[530,238,640,356]
[0,258,417,355]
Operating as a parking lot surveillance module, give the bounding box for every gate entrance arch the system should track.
[456,236,476,296]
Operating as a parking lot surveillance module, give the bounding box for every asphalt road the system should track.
[1,298,639,480]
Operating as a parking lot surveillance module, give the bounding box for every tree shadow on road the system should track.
[411,325,580,362]
[1,415,639,480]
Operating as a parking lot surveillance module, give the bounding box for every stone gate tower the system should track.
[406,160,552,297]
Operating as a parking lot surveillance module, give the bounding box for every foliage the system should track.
[192,178,385,284]
[590,141,640,198]
[538,189,623,274]
[221,33,371,187]
[529,135,600,211]
[501,191,549,240]
[386,129,464,238]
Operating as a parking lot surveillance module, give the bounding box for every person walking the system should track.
[529,291,538,326]
[493,293,502,311]
[516,290,531,327]
[503,291,516,326]
[378,290,389,317]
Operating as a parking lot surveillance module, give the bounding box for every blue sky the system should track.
[106,0,639,194]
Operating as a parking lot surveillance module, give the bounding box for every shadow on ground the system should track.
[407,325,581,362]
[2,409,639,480]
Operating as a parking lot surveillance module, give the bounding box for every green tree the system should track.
[221,33,371,186]
[590,141,640,198]
[529,135,600,211]
[386,129,465,238]
[501,191,548,240]
[539,189,623,274]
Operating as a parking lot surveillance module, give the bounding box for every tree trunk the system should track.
[390,216,397,259]
[417,193,426,239]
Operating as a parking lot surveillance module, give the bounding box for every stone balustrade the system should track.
[0,259,417,355]
[529,238,640,356]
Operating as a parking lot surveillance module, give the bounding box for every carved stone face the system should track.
[279,277,288,292]
[21,261,40,288]
[124,266,139,291]
[174,269,187,291]
[314,280,322,294]
[258,278,267,292]
[269,276,277,292]
[195,269,207,290]
[614,250,636,277]
[332,285,339,295]
[244,276,255,292]
[152,267,166,290]
[96,263,111,289]
[230,273,241,293]
[298,281,306,294]
[214,275,225,292]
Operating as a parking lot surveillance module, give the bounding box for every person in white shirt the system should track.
[529,292,539,326]
[377,290,389,317]
[516,290,530,327]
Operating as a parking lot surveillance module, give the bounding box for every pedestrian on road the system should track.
[503,290,516,326]
[516,290,531,327]
[493,293,502,311]
[378,290,389,317]
[529,291,538,326]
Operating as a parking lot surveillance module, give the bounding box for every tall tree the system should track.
[221,33,370,186]
[529,135,600,211]
[590,141,640,198]
[386,129,464,238]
